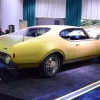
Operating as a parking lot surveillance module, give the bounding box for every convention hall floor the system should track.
[0,60,100,100]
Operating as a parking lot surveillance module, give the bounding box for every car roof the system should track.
[28,25,81,30]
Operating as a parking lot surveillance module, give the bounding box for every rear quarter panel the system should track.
[8,32,75,66]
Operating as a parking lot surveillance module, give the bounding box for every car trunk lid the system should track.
[0,35,32,53]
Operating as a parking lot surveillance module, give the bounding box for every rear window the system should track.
[10,27,50,37]
[26,28,50,37]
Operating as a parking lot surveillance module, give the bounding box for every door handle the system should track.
[76,44,80,46]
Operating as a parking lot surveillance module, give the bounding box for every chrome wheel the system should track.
[45,57,59,75]
[39,54,60,77]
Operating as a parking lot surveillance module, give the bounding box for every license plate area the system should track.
[0,51,7,59]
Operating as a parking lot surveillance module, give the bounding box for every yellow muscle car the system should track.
[0,25,100,77]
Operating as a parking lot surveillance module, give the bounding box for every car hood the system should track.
[0,35,32,53]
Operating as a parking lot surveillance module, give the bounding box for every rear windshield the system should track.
[10,27,50,37]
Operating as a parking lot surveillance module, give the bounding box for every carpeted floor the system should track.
[0,60,100,100]
[0,93,24,100]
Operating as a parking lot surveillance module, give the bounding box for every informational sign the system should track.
[19,20,27,30]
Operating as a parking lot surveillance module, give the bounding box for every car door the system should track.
[68,28,99,59]
[60,29,75,60]
[74,39,98,59]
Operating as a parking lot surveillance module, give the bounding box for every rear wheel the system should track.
[39,54,60,77]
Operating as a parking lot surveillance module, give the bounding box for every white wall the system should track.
[36,18,65,25]
[0,0,1,28]
[82,0,100,20]
[1,0,23,32]
[18,0,23,21]
[36,0,66,18]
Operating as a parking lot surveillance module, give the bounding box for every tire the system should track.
[39,54,60,77]
[97,56,100,63]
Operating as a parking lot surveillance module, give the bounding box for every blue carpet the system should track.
[0,93,25,100]
[73,87,100,100]
[0,61,100,100]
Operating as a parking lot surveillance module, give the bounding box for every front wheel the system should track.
[39,54,60,77]
[97,56,100,63]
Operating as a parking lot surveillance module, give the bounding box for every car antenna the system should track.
[22,32,24,42]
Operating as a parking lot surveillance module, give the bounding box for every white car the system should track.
[82,24,100,39]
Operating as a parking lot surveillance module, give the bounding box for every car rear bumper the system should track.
[0,51,18,69]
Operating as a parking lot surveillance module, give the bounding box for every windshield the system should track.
[9,27,50,37]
